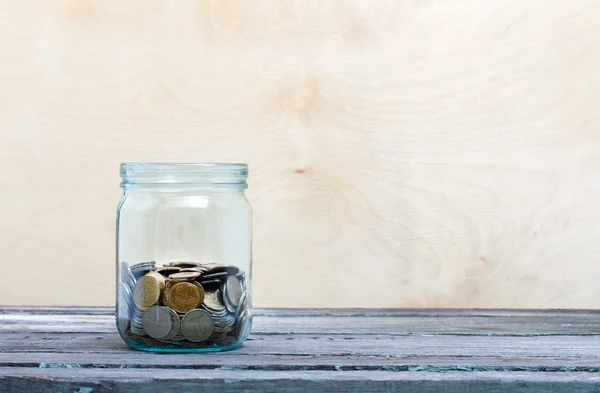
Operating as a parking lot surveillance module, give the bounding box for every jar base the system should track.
[124,337,245,353]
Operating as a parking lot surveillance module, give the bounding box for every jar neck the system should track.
[123,184,247,193]
[120,162,248,191]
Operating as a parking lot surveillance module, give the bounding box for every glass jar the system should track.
[116,163,252,352]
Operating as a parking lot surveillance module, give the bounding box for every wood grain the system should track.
[1,307,600,392]
[0,0,599,307]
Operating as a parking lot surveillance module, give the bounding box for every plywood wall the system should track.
[0,0,599,308]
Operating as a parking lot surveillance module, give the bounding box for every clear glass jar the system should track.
[116,163,252,352]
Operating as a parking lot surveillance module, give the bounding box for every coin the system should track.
[133,275,161,310]
[224,276,243,312]
[121,262,137,286]
[210,310,235,334]
[224,265,240,276]
[142,306,174,340]
[206,265,240,276]
[172,331,185,342]
[162,281,173,307]
[168,282,202,314]
[154,266,181,276]
[197,279,221,289]
[117,288,131,334]
[118,282,133,322]
[161,307,181,340]
[203,289,226,312]
[199,272,229,281]
[192,282,206,305]
[131,308,146,336]
[181,309,214,342]
[235,291,248,321]
[236,272,246,290]
[234,309,252,341]
[131,261,156,279]
[146,271,166,289]
[168,271,201,282]
[200,262,220,269]
[169,261,201,268]
[178,267,206,273]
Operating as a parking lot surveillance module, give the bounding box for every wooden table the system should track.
[1,307,599,392]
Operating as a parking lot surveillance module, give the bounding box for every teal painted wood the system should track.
[0,307,599,392]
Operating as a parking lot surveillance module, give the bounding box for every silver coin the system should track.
[121,262,137,285]
[200,272,229,281]
[224,276,243,312]
[234,309,252,340]
[204,264,240,275]
[118,283,133,318]
[203,289,226,311]
[235,272,246,291]
[119,281,133,297]
[172,332,185,342]
[198,279,221,288]
[181,309,214,342]
[211,309,235,334]
[213,317,234,326]
[169,261,201,268]
[132,308,144,323]
[162,307,181,341]
[203,303,228,315]
[131,261,156,279]
[132,315,143,325]
[131,261,156,270]
[199,262,221,269]
[130,322,146,336]
[213,324,234,334]
[154,266,181,276]
[142,306,174,340]
[235,291,248,321]
[178,267,206,273]
[117,298,132,333]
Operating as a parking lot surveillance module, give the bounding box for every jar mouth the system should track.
[120,162,248,189]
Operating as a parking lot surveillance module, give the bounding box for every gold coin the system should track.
[168,282,201,314]
[146,271,165,289]
[192,282,206,308]
[162,281,173,307]
[133,275,161,310]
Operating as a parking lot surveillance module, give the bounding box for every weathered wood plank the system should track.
[1,352,599,371]
[1,308,599,392]
[3,306,599,317]
[2,368,600,393]
[2,308,599,336]
[1,332,599,359]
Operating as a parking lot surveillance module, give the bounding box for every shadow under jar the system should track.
[116,163,252,352]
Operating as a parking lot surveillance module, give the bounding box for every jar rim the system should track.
[120,162,248,189]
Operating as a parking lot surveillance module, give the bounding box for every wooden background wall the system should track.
[0,0,599,308]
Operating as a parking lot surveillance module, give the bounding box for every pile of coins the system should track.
[118,261,251,347]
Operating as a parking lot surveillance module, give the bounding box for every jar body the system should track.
[116,163,252,352]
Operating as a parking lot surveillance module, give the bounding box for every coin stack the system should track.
[118,261,251,347]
